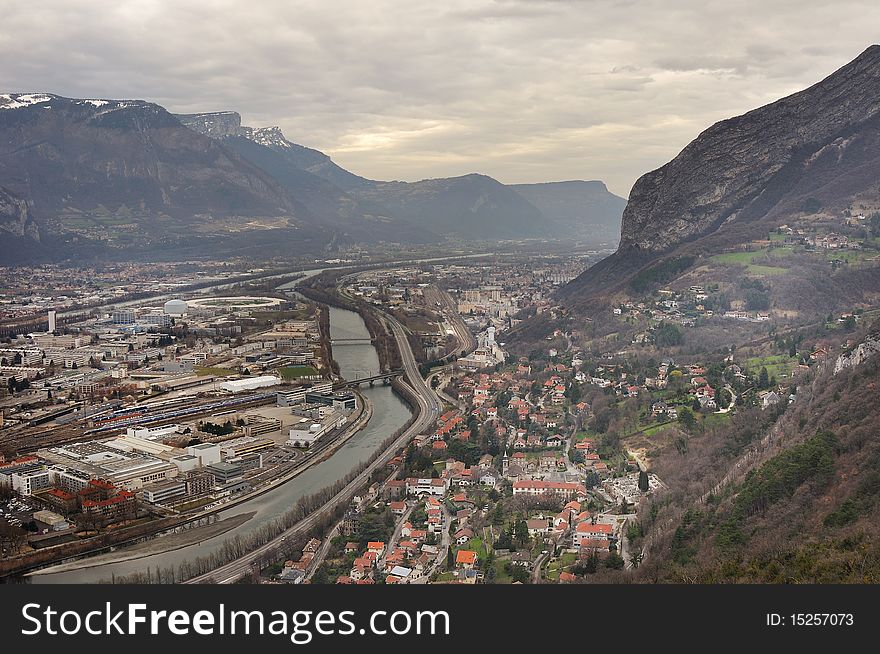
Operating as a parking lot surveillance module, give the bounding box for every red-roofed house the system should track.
[573,522,613,547]
[455,550,478,569]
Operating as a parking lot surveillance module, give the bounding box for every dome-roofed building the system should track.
[163,299,188,316]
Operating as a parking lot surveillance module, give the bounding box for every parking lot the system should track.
[0,496,39,554]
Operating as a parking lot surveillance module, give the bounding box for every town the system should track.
[0,239,875,583]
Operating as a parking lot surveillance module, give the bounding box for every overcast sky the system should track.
[1,0,878,197]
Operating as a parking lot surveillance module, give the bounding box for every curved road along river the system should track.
[30,294,413,583]
[183,311,442,583]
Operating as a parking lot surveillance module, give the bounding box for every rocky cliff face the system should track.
[619,45,880,253]
[0,94,300,220]
[834,325,880,375]
[175,110,243,138]
[0,186,39,240]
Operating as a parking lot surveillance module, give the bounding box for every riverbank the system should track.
[2,391,372,580]
[296,270,403,372]
[28,512,257,576]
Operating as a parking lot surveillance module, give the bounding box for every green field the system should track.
[545,551,577,581]
[710,246,794,274]
[743,354,797,380]
[196,367,236,376]
[701,412,732,428]
[492,558,514,583]
[279,365,319,380]
[819,248,879,265]
[458,537,488,561]
[637,420,676,437]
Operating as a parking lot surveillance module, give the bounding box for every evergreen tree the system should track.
[312,566,330,584]
[515,518,529,547]
[758,366,770,389]
[678,407,696,430]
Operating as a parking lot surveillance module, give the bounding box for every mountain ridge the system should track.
[179,110,623,242]
[0,92,623,262]
[562,44,880,305]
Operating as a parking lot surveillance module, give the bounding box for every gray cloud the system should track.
[1,0,878,197]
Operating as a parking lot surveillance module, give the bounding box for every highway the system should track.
[184,310,441,584]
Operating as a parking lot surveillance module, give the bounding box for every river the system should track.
[30,274,411,583]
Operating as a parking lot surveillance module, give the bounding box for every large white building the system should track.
[219,375,281,393]
[36,442,180,491]
[512,480,586,500]
[287,422,325,448]
[186,443,222,466]
[163,299,188,317]
[405,477,449,496]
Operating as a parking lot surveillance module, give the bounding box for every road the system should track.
[408,503,451,584]
[427,366,465,410]
[304,523,340,582]
[184,310,441,584]
[379,502,416,570]
[532,542,555,584]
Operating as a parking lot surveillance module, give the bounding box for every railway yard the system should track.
[0,272,381,574]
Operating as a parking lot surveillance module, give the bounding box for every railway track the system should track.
[1,393,277,456]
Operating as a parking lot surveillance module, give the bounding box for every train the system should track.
[84,392,276,435]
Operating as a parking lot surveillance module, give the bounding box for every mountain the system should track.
[631,322,880,583]
[177,112,372,191]
[177,112,436,244]
[0,92,623,262]
[352,173,552,240]
[562,45,880,303]
[0,94,302,219]
[180,111,560,241]
[0,93,332,260]
[510,180,625,244]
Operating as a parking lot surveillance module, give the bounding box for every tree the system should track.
[630,549,644,569]
[654,323,684,347]
[585,470,601,489]
[446,546,454,570]
[605,551,625,570]
[758,366,770,390]
[678,407,696,431]
[491,503,504,526]
[514,518,529,547]
[638,470,649,492]
[312,566,330,584]
[674,435,689,456]
[509,565,529,583]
